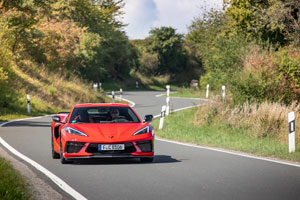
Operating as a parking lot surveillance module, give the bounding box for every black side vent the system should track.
[136,140,153,152]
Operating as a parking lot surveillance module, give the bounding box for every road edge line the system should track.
[153,104,300,168]
[0,137,87,200]
[156,137,300,168]
[106,94,135,107]
[0,115,54,127]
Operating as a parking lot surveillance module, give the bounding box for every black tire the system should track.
[60,137,71,164]
[51,135,60,159]
[140,157,154,163]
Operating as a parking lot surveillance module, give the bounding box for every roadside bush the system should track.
[230,46,300,105]
[199,34,249,90]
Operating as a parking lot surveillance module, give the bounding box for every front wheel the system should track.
[60,138,71,164]
[140,157,154,163]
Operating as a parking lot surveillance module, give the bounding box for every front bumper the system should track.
[63,139,154,159]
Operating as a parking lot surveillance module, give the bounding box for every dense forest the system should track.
[0,0,300,116]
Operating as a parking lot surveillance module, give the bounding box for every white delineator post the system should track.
[112,91,115,103]
[136,81,139,88]
[93,83,98,91]
[27,95,30,114]
[206,84,209,98]
[120,88,123,100]
[166,97,170,116]
[99,82,102,91]
[288,112,295,153]
[159,105,167,130]
[166,85,170,115]
[222,85,226,100]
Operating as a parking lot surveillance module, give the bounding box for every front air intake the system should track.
[65,142,86,153]
[136,140,153,152]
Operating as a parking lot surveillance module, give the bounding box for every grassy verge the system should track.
[0,157,32,200]
[169,87,221,98]
[151,107,300,162]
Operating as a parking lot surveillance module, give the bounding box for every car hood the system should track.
[69,123,148,142]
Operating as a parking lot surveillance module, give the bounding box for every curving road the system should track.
[1,91,300,200]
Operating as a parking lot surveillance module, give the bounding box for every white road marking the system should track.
[155,92,177,97]
[116,97,135,107]
[153,104,203,119]
[1,92,299,200]
[152,99,300,168]
[0,137,87,200]
[156,137,300,168]
[0,115,53,127]
[106,95,135,107]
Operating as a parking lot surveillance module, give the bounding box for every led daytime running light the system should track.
[133,126,150,136]
[64,127,88,136]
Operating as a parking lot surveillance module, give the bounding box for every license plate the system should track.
[99,144,125,151]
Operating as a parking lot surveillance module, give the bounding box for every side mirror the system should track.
[143,115,153,123]
[52,116,61,123]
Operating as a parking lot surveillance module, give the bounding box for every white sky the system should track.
[121,0,224,39]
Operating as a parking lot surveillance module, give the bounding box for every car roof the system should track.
[73,103,130,108]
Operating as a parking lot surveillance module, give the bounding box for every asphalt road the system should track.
[1,91,300,200]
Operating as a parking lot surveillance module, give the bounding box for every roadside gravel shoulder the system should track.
[0,146,65,200]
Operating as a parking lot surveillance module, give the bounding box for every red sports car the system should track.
[51,103,154,164]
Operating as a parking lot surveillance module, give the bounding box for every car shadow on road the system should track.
[71,155,181,165]
[3,121,51,127]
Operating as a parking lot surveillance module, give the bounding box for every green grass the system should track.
[151,108,300,162]
[0,157,33,200]
[169,88,221,98]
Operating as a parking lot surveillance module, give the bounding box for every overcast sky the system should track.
[121,0,224,39]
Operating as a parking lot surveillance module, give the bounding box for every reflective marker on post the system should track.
[27,95,30,114]
[166,97,170,115]
[288,112,295,153]
[159,105,166,130]
[112,91,115,103]
[120,88,123,100]
[206,84,209,98]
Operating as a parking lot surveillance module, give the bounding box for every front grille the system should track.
[86,142,136,154]
[136,140,153,152]
[65,142,86,153]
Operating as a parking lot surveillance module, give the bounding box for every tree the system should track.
[224,0,300,46]
[148,26,187,75]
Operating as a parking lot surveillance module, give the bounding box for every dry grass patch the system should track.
[195,99,300,143]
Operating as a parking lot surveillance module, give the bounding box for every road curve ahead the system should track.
[1,91,300,200]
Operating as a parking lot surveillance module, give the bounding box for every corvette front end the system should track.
[51,104,154,164]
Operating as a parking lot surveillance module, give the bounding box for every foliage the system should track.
[0,157,32,200]
[186,8,226,56]
[200,33,250,90]
[230,47,300,104]
[148,26,187,75]
[224,0,300,46]
[188,1,300,104]
[0,0,127,114]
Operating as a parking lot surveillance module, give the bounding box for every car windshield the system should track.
[69,106,140,123]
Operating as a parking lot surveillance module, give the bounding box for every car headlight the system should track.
[133,126,152,136]
[64,127,88,137]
